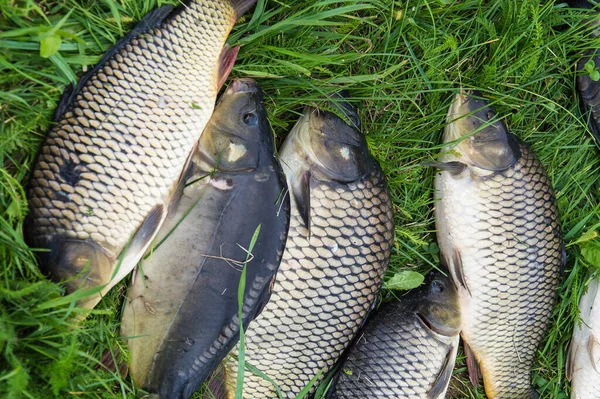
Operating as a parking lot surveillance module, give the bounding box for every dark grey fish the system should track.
[25,0,256,309]
[120,78,290,399]
[219,94,395,398]
[328,270,461,399]
[433,92,563,398]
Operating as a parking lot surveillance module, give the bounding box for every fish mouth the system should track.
[415,310,460,337]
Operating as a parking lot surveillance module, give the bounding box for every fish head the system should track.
[414,271,461,337]
[443,91,519,172]
[288,93,370,183]
[40,238,113,292]
[198,78,272,172]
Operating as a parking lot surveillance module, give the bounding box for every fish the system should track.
[433,91,564,398]
[567,276,600,398]
[327,270,461,399]
[216,94,395,398]
[566,0,600,146]
[24,0,256,309]
[120,78,290,399]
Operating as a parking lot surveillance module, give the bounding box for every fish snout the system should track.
[227,78,259,94]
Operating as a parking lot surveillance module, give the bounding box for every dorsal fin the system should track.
[54,4,175,121]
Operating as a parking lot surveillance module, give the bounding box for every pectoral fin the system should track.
[428,339,459,399]
[168,144,198,216]
[588,333,600,374]
[425,161,467,176]
[217,44,240,91]
[464,339,481,387]
[118,204,165,277]
[447,249,470,296]
[292,170,311,235]
[566,336,578,381]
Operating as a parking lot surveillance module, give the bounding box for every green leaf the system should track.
[385,270,424,290]
[584,59,595,73]
[580,240,600,269]
[575,228,598,245]
[40,34,61,58]
[591,70,600,82]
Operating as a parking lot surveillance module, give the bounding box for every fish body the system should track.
[567,277,600,398]
[328,271,461,399]
[25,0,255,309]
[120,78,289,399]
[434,92,563,398]
[219,96,394,398]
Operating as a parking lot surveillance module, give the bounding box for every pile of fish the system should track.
[21,0,600,398]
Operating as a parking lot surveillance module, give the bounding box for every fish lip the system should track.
[415,310,460,337]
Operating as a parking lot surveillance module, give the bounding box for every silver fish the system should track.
[433,91,564,398]
[567,276,600,398]
[329,270,461,399]
[120,78,289,399]
[218,94,394,398]
[25,0,256,309]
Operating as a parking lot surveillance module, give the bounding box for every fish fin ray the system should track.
[53,4,175,121]
[217,44,240,91]
[168,144,198,216]
[588,333,600,374]
[202,365,229,399]
[229,0,257,19]
[450,248,471,296]
[424,161,467,176]
[428,339,458,399]
[463,339,481,387]
[120,204,165,271]
[566,334,578,381]
[292,170,311,236]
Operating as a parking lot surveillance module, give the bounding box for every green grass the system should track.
[1,0,600,397]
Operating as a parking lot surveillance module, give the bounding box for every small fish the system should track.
[120,78,290,399]
[25,0,256,309]
[218,93,395,398]
[567,276,600,398]
[433,91,564,398]
[328,270,461,399]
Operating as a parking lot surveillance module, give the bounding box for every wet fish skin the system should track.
[328,270,461,399]
[120,78,289,399]
[434,92,563,398]
[221,96,395,398]
[25,0,255,309]
[567,277,600,398]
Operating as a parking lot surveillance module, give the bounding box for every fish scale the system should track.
[223,165,393,398]
[329,272,461,399]
[435,108,563,398]
[26,0,249,308]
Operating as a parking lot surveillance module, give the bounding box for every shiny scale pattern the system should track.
[435,140,563,398]
[332,301,459,398]
[224,167,394,399]
[27,0,235,254]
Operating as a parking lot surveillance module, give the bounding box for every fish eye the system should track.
[243,112,258,126]
[431,279,444,293]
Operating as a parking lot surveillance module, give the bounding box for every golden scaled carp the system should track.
[216,93,394,399]
[328,270,461,399]
[25,0,256,309]
[433,91,564,398]
[567,276,600,399]
[120,78,290,399]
